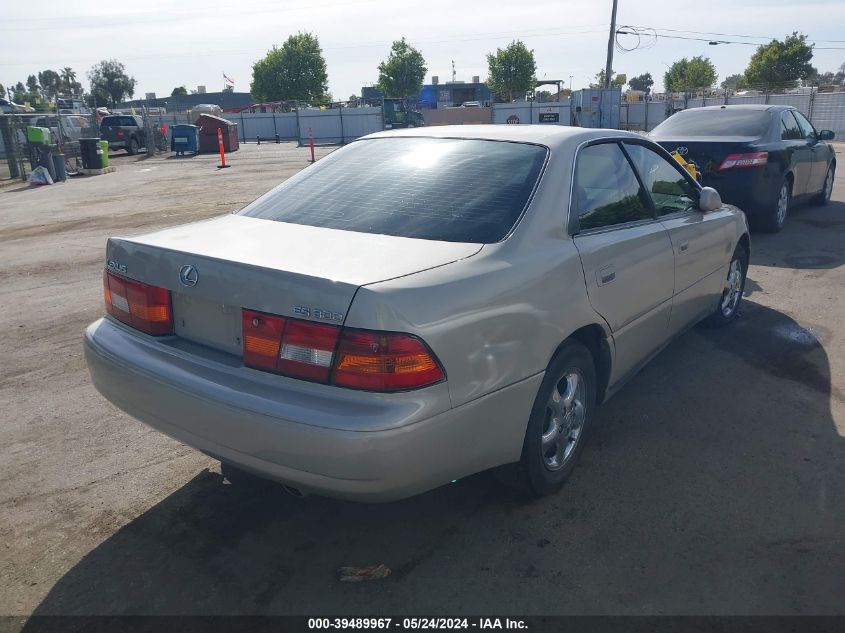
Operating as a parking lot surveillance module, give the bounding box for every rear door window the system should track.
[624,143,697,216]
[240,137,547,243]
[572,142,652,231]
[781,111,803,140]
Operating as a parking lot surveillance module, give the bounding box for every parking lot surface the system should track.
[1,143,844,617]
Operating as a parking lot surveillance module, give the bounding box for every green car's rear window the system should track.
[240,137,547,243]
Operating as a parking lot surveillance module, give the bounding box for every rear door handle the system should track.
[678,241,689,253]
[597,265,616,286]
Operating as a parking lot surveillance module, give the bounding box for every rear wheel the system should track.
[811,164,835,206]
[501,342,596,497]
[127,137,139,155]
[755,179,790,233]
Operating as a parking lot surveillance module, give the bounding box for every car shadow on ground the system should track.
[23,302,845,619]
[750,199,845,270]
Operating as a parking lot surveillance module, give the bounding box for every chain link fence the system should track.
[0,108,172,184]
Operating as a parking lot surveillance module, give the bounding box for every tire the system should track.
[703,243,748,328]
[501,342,596,498]
[126,137,139,155]
[811,164,835,206]
[754,179,790,233]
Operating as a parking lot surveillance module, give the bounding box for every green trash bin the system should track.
[99,140,109,167]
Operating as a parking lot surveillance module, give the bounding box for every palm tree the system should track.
[60,67,77,95]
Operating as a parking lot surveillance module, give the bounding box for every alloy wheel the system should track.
[541,370,586,471]
[776,183,789,227]
[721,258,743,318]
[824,167,834,202]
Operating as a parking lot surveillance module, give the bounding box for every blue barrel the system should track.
[171,124,199,155]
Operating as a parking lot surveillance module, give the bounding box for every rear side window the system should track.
[573,143,652,231]
[624,143,697,216]
[781,111,803,140]
[240,137,547,243]
[651,109,771,138]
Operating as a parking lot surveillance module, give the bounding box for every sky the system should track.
[2,0,844,102]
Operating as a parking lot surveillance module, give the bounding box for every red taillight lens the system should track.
[104,270,173,335]
[719,152,768,171]
[116,128,124,137]
[240,310,444,391]
[333,329,445,391]
[241,310,340,382]
[242,309,286,370]
[277,319,340,381]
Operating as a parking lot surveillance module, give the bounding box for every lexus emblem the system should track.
[179,265,198,287]
[675,146,689,156]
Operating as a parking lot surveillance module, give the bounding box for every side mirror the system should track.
[699,187,722,212]
[819,129,835,141]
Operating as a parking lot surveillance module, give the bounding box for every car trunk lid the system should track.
[106,214,482,355]
[653,137,762,178]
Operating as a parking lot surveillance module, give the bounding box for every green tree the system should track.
[534,90,553,102]
[171,86,188,96]
[743,32,815,87]
[590,69,627,89]
[88,59,137,107]
[720,73,746,90]
[26,75,39,95]
[0,83,5,99]
[250,32,329,103]
[628,72,654,94]
[486,40,537,102]
[59,67,82,96]
[377,38,427,98]
[664,56,717,96]
[38,70,62,100]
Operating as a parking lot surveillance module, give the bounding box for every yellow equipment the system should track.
[671,151,701,182]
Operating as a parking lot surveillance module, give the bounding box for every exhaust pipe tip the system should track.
[282,484,307,499]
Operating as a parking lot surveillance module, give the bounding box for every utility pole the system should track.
[604,0,619,89]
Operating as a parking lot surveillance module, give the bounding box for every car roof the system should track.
[674,104,793,112]
[363,124,646,149]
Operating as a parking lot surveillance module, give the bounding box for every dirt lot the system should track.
[1,143,844,619]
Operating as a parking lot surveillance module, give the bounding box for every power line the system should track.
[628,25,845,44]
[0,25,610,68]
[616,29,845,51]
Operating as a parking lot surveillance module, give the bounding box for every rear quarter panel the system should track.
[344,142,609,408]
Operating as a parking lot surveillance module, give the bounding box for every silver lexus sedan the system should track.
[84,125,750,501]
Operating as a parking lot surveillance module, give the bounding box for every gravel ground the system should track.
[1,142,844,619]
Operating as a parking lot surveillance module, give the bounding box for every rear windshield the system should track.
[102,116,137,126]
[239,137,547,243]
[651,109,771,138]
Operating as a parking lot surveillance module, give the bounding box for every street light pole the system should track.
[604,0,619,89]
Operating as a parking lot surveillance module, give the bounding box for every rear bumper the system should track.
[83,318,538,501]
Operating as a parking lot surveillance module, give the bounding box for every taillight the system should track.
[104,270,173,335]
[242,309,340,383]
[240,309,444,391]
[719,152,768,171]
[242,309,286,370]
[116,128,124,137]
[278,320,339,381]
[333,329,444,391]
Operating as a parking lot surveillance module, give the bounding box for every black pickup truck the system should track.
[100,115,146,155]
